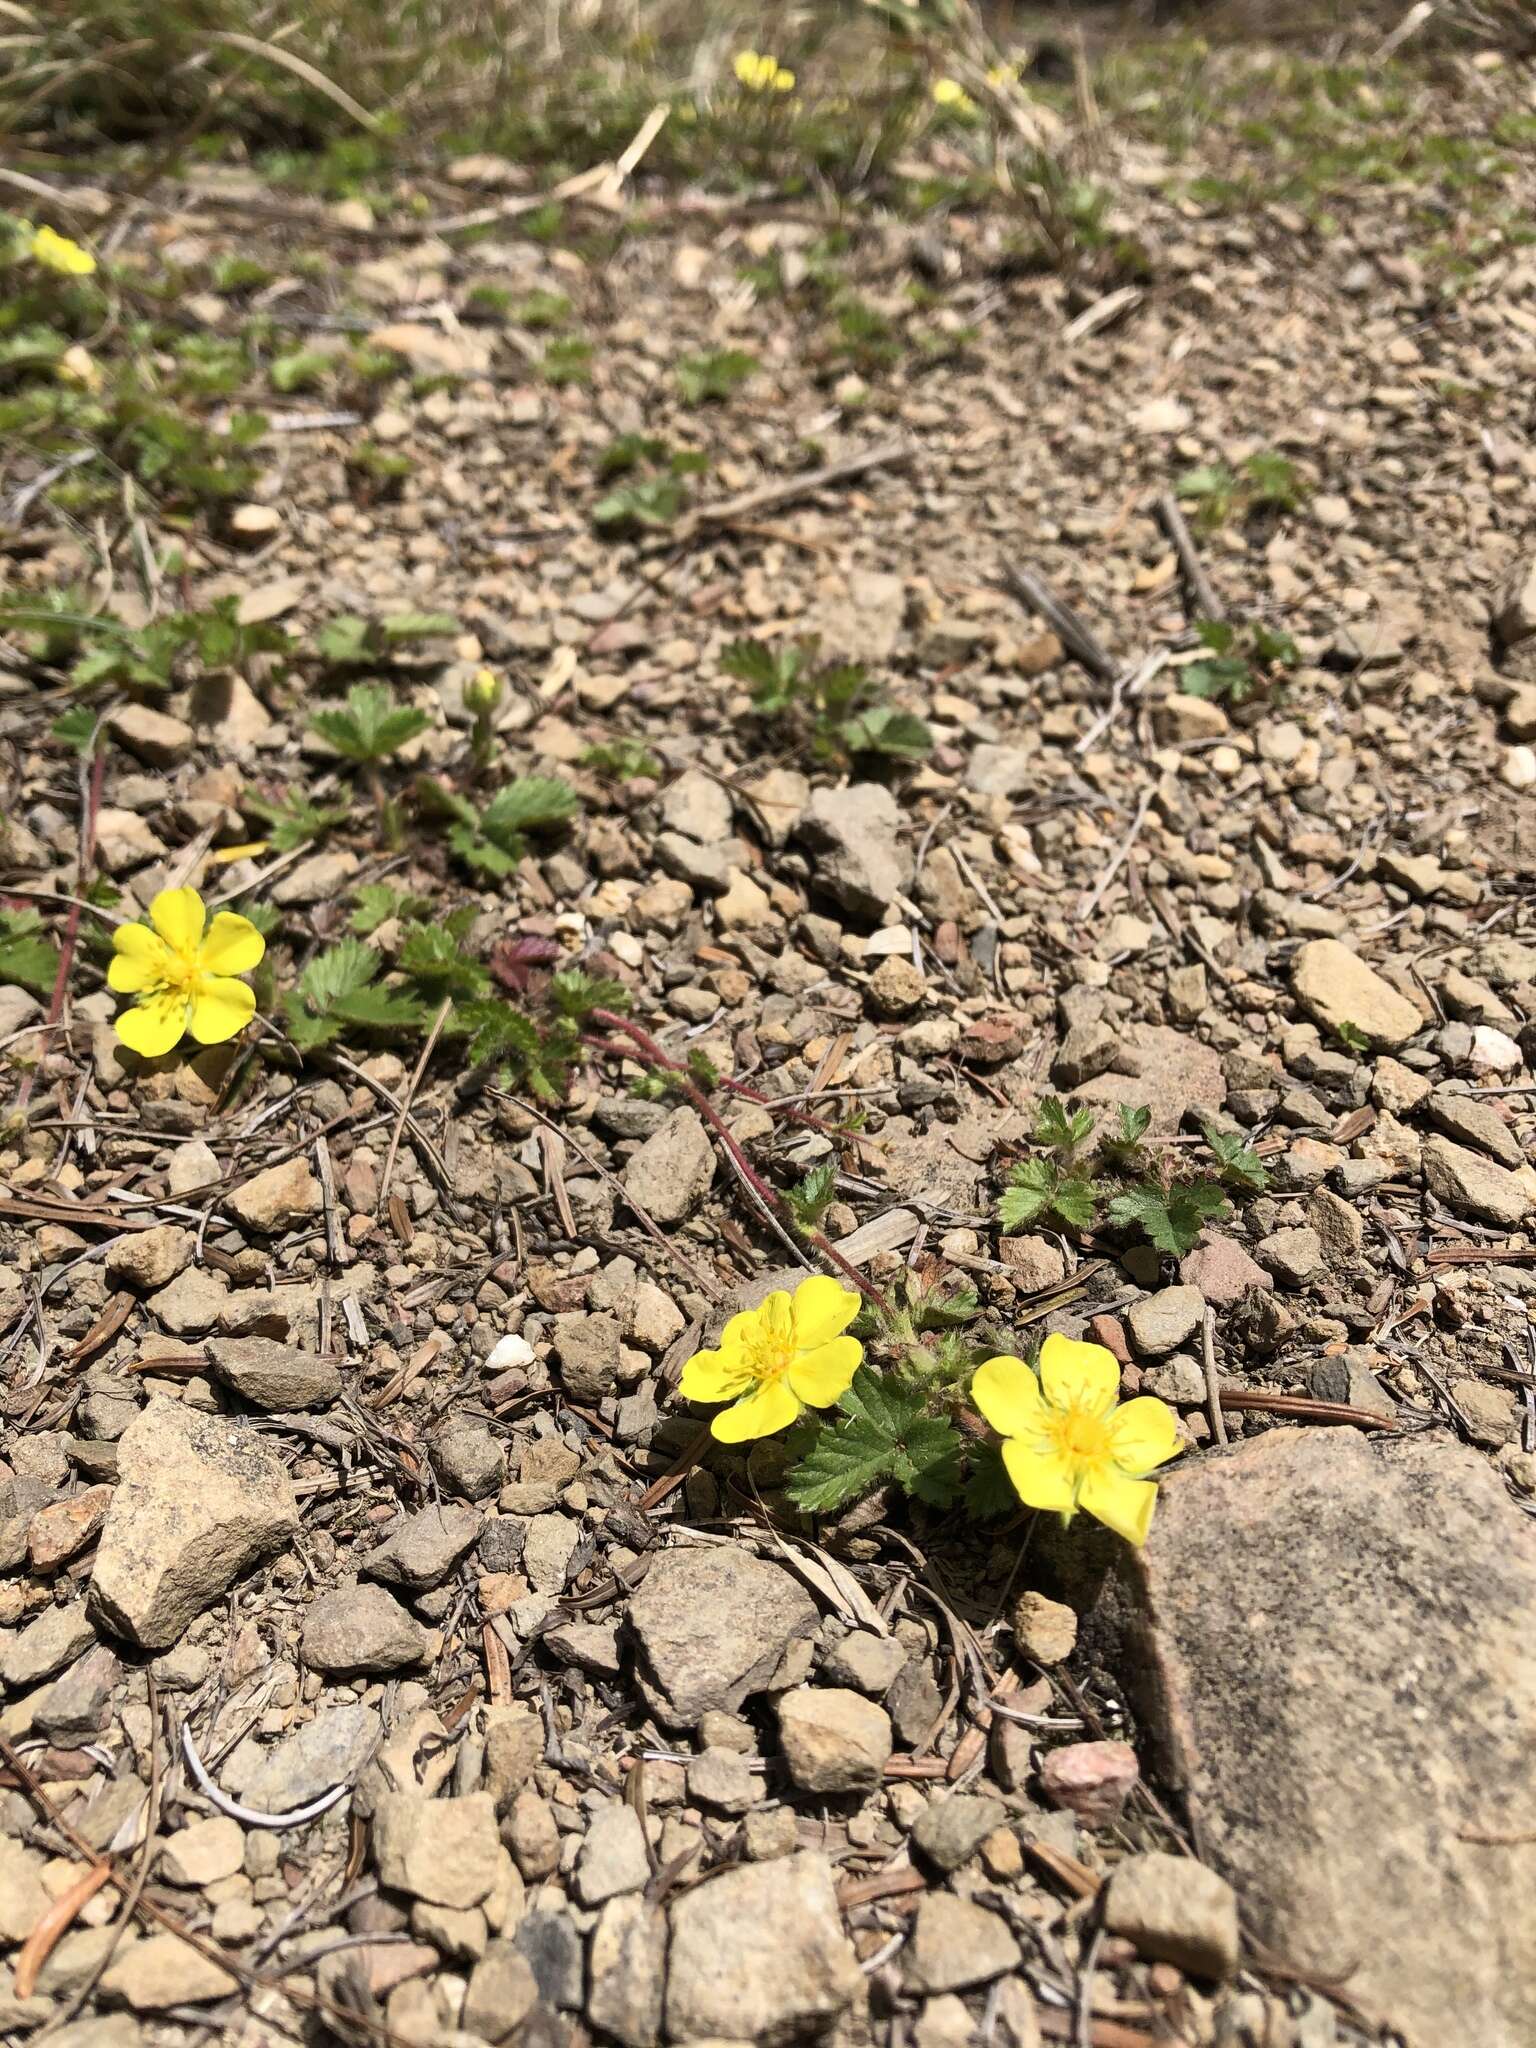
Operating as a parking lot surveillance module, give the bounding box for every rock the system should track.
[1072,1025,1224,1135]
[230,1703,380,1812]
[656,830,732,895]
[88,1397,298,1650]
[1038,1739,1138,1824]
[573,1804,650,1906]
[1104,1852,1238,1980]
[1,1597,95,1690]
[1309,1354,1397,1420]
[1094,1428,1536,2042]
[432,1425,505,1499]
[687,1746,758,1814]
[227,1157,322,1234]
[912,1794,1006,1873]
[716,866,773,929]
[966,743,1036,797]
[483,1704,543,1810]
[33,1641,118,1741]
[659,768,732,843]
[514,1909,583,2008]
[1127,1285,1204,1358]
[1493,557,1536,646]
[161,1816,243,1887]
[364,1505,483,1590]
[1153,693,1229,741]
[1371,1057,1432,1115]
[795,783,911,921]
[206,1336,341,1410]
[665,1852,863,2043]
[1291,940,1421,1051]
[29,1486,112,1572]
[1255,1226,1326,1288]
[373,1792,503,1909]
[902,1893,1021,1994]
[1466,1024,1523,1075]
[144,1264,228,1336]
[999,1235,1068,1292]
[104,1225,192,1293]
[1427,1093,1523,1169]
[1052,1019,1121,1087]
[301,1583,430,1675]
[462,1942,539,2042]
[588,1896,666,2048]
[1422,1134,1533,1228]
[622,1107,715,1227]
[552,1311,622,1400]
[868,954,926,1018]
[627,1545,817,1729]
[523,1512,577,1592]
[741,765,811,848]
[0,1837,49,1942]
[99,1936,239,2009]
[1179,1236,1272,1306]
[1009,1591,1077,1665]
[506,1789,560,1879]
[776,1686,892,1794]
[271,849,359,907]
[820,1631,905,1696]
[1305,1187,1365,1263]
[107,704,193,767]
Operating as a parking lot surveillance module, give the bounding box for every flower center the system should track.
[1044,1403,1113,1475]
[158,946,203,1000]
[740,1329,794,1386]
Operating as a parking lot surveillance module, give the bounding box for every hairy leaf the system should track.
[1201,1120,1270,1192]
[1107,1179,1229,1255]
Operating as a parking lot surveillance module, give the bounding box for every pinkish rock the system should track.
[1038,1739,1139,1825]
[1179,1236,1274,1307]
[29,1486,114,1573]
[1086,1315,1130,1366]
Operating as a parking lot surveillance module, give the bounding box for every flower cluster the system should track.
[733,50,796,94]
[110,887,265,1058]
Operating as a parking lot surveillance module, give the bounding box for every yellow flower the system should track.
[972,1334,1181,1546]
[932,76,977,115]
[986,59,1020,88]
[58,343,101,392]
[680,1276,863,1441]
[109,887,265,1059]
[734,49,795,93]
[31,225,96,277]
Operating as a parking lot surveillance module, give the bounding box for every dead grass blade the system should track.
[206,29,380,130]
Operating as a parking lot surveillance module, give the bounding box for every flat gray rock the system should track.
[627,1544,817,1729]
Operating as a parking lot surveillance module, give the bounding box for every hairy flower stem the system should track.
[589,1009,887,1308]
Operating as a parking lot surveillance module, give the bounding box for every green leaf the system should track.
[547,969,627,1021]
[480,776,579,845]
[447,824,521,877]
[786,1160,837,1232]
[50,706,98,755]
[720,639,803,712]
[837,705,933,761]
[786,1367,963,1514]
[1181,655,1252,701]
[997,1157,1054,1231]
[963,1438,1018,1519]
[330,985,427,1031]
[314,614,374,664]
[310,682,431,763]
[1201,1120,1270,1192]
[1336,1019,1370,1054]
[785,1417,899,1514]
[1102,1102,1151,1160]
[0,911,59,995]
[1050,1174,1101,1230]
[282,996,343,1050]
[243,789,350,853]
[381,610,459,644]
[1034,1096,1095,1155]
[349,884,428,935]
[398,923,488,999]
[676,348,757,404]
[1107,1179,1229,1255]
[270,347,331,393]
[299,938,381,1007]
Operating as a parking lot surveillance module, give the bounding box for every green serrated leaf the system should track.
[1201,1119,1270,1192]
[997,1157,1054,1231]
[480,776,579,844]
[447,824,521,877]
[964,1438,1018,1519]
[310,681,431,763]
[50,706,98,756]
[1107,1179,1229,1255]
[838,705,933,761]
[547,969,627,1021]
[331,985,428,1032]
[786,1160,837,1232]
[281,996,344,1049]
[0,911,59,995]
[896,1414,964,1505]
[315,615,374,664]
[1034,1096,1095,1154]
[381,610,458,643]
[299,938,381,1008]
[398,923,488,999]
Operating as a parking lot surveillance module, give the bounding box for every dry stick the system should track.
[683,439,913,539]
[1155,490,1224,622]
[1201,1307,1229,1448]
[376,996,452,1216]
[581,1033,881,1154]
[589,1010,886,1306]
[1077,788,1153,924]
[1000,561,1117,681]
[16,745,105,1117]
[1219,1389,1401,1431]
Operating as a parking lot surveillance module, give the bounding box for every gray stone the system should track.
[88,1398,298,1650]
[795,783,912,921]
[104,1225,193,1293]
[627,1545,817,1729]
[1093,1428,1536,2045]
[1305,1187,1365,1264]
[912,1794,1006,1872]
[1423,1134,1533,1228]
[226,1155,322,1232]
[522,1512,578,1593]
[573,1803,650,1906]
[372,1792,503,1909]
[160,1816,244,1887]
[1103,1851,1238,1980]
[364,1505,483,1590]
[659,768,733,844]
[552,1311,622,1400]
[432,1424,505,1500]
[622,1107,715,1227]
[1255,1226,1326,1288]
[99,1935,238,2009]
[588,1896,665,2048]
[776,1686,892,1794]
[1291,940,1422,1051]
[206,1336,341,1411]
[229,1703,380,1812]
[821,1630,905,1696]
[514,1910,583,2008]
[462,1941,539,2042]
[0,1837,49,1942]
[1127,1285,1204,1358]
[1427,1092,1524,1169]
[1,1597,95,1691]
[903,1893,1021,1994]
[33,1643,119,1742]
[1052,1019,1120,1088]
[665,1852,863,2043]
[966,743,1036,798]
[300,1583,429,1676]
[687,1746,759,1814]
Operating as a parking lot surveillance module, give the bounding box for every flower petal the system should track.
[200,910,265,976]
[115,992,188,1058]
[186,976,255,1045]
[1038,1332,1120,1418]
[787,1336,862,1409]
[791,1275,862,1349]
[108,924,170,994]
[1000,1439,1076,1515]
[1079,1468,1159,1547]
[757,1290,793,1340]
[1108,1396,1183,1476]
[971,1355,1046,1440]
[711,1378,801,1443]
[148,886,206,955]
[679,1347,751,1405]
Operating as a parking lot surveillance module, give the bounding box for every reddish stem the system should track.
[16,747,105,1117]
[582,1029,866,1145]
[590,1008,886,1307]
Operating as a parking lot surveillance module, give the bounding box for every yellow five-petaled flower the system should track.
[680,1275,862,1441]
[931,76,978,115]
[734,49,796,94]
[30,224,97,277]
[110,887,265,1059]
[972,1334,1182,1546]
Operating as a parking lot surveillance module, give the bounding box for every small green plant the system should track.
[997,1155,1100,1232]
[785,1161,838,1234]
[720,639,932,766]
[540,337,592,386]
[785,1366,963,1513]
[313,611,458,668]
[516,289,571,329]
[1106,1178,1229,1256]
[1179,618,1300,706]
[432,776,580,877]
[282,938,426,1050]
[349,884,430,935]
[310,683,431,764]
[270,347,332,393]
[582,739,662,781]
[346,442,413,502]
[1336,1020,1370,1055]
[243,790,351,853]
[676,348,757,404]
[0,910,60,995]
[1201,1120,1270,1192]
[1177,451,1308,534]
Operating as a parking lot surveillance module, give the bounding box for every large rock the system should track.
[1071,1024,1224,1136]
[228,1704,381,1812]
[88,1398,298,1650]
[362,1504,482,1591]
[1291,940,1422,1050]
[300,1584,429,1676]
[588,1896,666,2048]
[621,1107,715,1228]
[795,783,911,921]
[902,1893,1021,1994]
[226,1156,323,1232]
[1093,1428,1536,2046]
[205,1336,341,1411]
[665,1852,863,2043]
[1422,1134,1533,1229]
[627,1545,817,1729]
[372,1792,503,1909]
[776,1686,892,1794]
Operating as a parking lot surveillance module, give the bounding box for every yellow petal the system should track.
[186,976,255,1045]
[148,886,206,954]
[1108,1396,1183,1476]
[971,1355,1046,1439]
[757,1291,794,1340]
[791,1275,861,1348]
[1079,1468,1158,1546]
[679,1347,751,1405]
[711,1378,801,1442]
[115,992,188,1058]
[1000,1439,1076,1515]
[1038,1332,1120,1418]
[199,910,265,976]
[108,923,170,994]
[787,1336,862,1409]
